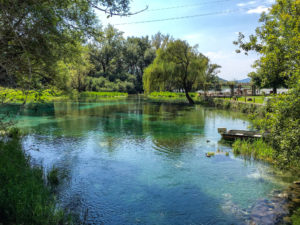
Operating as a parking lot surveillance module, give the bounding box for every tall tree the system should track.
[151,32,172,50]
[123,36,155,92]
[0,0,131,91]
[143,40,208,104]
[89,25,124,77]
[234,0,300,93]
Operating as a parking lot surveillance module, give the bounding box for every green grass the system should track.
[232,139,274,162]
[0,87,128,103]
[212,98,262,114]
[0,87,68,103]
[219,96,266,104]
[79,91,128,98]
[147,91,199,103]
[0,137,71,225]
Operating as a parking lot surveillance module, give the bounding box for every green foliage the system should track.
[147,92,199,103]
[212,98,261,113]
[220,96,266,104]
[252,84,300,168]
[234,0,300,93]
[79,91,128,98]
[47,168,59,186]
[0,139,71,224]
[87,26,155,93]
[0,87,67,103]
[143,39,219,104]
[0,87,128,103]
[0,0,131,93]
[291,208,300,225]
[232,139,275,162]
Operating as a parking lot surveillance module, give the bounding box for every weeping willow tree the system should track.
[143,40,217,104]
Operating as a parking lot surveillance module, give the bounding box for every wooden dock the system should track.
[218,128,264,141]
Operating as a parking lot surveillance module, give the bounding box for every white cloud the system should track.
[204,51,258,80]
[205,51,227,60]
[237,1,256,7]
[247,6,270,14]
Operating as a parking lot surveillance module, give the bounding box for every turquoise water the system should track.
[3,100,295,224]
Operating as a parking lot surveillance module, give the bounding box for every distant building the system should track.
[259,88,289,95]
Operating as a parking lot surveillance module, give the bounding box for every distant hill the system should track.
[216,77,251,83]
[236,78,251,83]
[217,77,227,82]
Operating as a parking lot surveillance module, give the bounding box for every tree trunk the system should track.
[273,87,277,94]
[185,90,194,105]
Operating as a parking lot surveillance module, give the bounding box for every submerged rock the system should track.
[249,198,289,225]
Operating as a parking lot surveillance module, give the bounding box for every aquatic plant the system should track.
[206,152,215,157]
[232,139,274,162]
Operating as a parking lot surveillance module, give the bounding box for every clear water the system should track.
[2,99,295,224]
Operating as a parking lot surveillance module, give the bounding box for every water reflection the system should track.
[1,100,295,224]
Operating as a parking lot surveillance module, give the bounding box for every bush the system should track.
[252,86,300,169]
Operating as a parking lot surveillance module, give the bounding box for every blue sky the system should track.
[97,0,275,80]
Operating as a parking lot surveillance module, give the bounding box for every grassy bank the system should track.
[218,96,266,104]
[147,91,200,103]
[211,98,263,114]
[0,88,68,103]
[145,92,263,115]
[0,136,71,225]
[0,87,128,104]
[79,91,128,98]
[232,139,275,163]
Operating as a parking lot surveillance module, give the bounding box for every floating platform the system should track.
[218,128,263,141]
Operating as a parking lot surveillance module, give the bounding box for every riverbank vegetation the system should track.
[0,135,71,225]
[143,39,220,104]
[1,0,299,223]
[147,91,198,103]
[219,96,265,104]
[232,139,274,163]
[0,88,128,104]
[232,0,300,221]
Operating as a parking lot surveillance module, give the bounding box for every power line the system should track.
[147,0,233,12]
[114,9,241,26]
[146,0,274,12]
[113,4,273,26]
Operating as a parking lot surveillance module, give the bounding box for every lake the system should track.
[4,99,296,224]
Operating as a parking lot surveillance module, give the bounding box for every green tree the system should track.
[198,60,221,96]
[89,25,124,77]
[123,36,155,92]
[151,32,172,50]
[143,40,208,104]
[234,0,300,93]
[0,0,131,92]
[253,81,300,168]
